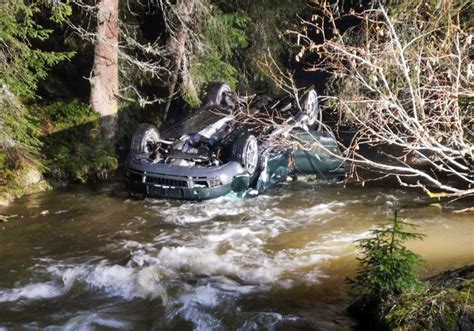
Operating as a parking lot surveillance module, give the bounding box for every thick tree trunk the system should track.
[163,0,197,122]
[90,0,119,141]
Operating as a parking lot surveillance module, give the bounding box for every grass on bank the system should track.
[0,96,119,205]
[35,100,118,184]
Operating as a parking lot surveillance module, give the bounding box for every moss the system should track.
[0,86,48,207]
[1,96,119,205]
[0,164,51,207]
[34,100,118,184]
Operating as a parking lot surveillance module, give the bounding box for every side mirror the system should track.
[231,174,250,193]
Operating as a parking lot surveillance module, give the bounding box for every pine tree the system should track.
[0,0,74,97]
[348,211,425,300]
[0,0,74,155]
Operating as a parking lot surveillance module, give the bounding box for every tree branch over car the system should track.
[286,0,473,198]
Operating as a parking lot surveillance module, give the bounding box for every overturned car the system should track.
[126,83,347,200]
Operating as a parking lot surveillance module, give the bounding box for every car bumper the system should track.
[126,155,245,200]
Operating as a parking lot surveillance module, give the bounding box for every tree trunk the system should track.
[90,0,119,141]
[163,0,197,122]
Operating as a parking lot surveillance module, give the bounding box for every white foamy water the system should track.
[0,282,62,303]
[45,313,131,331]
[1,197,353,329]
[44,261,169,302]
[151,195,278,225]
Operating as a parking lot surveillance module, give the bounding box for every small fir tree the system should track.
[348,211,425,301]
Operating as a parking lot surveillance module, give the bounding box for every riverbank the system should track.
[349,264,474,330]
[0,97,125,208]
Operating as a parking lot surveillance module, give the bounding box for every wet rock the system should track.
[0,166,51,207]
[427,265,474,287]
[275,318,321,331]
[347,298,389,331]
[0,214,17,223]
[0,195,11,208]
[107,182,130,199]
[452,207,474,213]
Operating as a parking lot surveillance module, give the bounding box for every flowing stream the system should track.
[0,180,473,330]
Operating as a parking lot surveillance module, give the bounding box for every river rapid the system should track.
[0,180,473,330]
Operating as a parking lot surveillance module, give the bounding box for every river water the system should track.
[0,180,472,330]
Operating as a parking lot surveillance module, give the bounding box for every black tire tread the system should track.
[206,83,231,105]
[230,133,260,179]
[130,123,159,154]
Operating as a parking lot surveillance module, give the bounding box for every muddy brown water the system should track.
[0,180,472,330]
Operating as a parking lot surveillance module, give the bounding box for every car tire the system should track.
[231,133,260,177]
[301,89,319,126]
[130,123,160,154]
[206,83,231,106]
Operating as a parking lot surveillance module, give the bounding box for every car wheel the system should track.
[301,89,319,126]
[130,123,160,154]
[206,83,231,106]
[231,133,260,176]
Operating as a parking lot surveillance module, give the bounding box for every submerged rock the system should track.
[0,166,50,208]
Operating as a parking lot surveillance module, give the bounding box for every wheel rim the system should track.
[217,85,231,105]
[207,83,231,105]
[303,90,318,125]
[244,137,259,174]
[142,130,159,153]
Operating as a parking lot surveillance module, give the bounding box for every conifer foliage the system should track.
[0,0,74,97]
[348,211,425,299]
